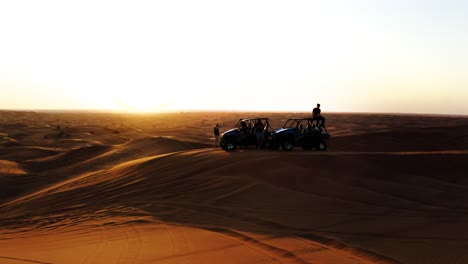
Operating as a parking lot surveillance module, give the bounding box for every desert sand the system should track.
[0,110,467,264]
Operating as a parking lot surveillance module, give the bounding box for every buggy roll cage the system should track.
[282,118,328,133]
[234,118,275,133]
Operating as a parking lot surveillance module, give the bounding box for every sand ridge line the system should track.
[202,227,395,264]
[0,146,60,162]
[23,145,113,172]
[0,160,28,175]
[294,233,401,264]
[0,256,53,264]
[140,202,393,263]
[203,227,313,264]
[157,203,400,263]
[0,169,105,208]
[33,137,211,176]
[3,146,464,220]
[151,224,300,264]
[0,148,214,209]
[237,150,468,155]
[309,230,468,241]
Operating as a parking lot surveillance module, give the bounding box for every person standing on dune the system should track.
[214,123,220,148]
[312,103,326,127]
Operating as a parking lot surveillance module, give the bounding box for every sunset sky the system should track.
[1,1,467,114]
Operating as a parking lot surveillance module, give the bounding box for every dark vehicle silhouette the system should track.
[273,118,330,151]
[220,118,275,151]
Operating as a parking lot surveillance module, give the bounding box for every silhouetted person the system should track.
[312,103,325,127]
[214,124,220,148]
[239,121,248,134]
[254,119,264,148]
[238,121,249,147]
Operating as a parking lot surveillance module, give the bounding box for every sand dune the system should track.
[0,146,59,162]
[0,136,21,147]
[0,160,27,175]
[332,125,468,152]
[0,111,467,264]
[24,145,113,172]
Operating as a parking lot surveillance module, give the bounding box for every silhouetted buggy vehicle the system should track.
[220,118,275,151]
[273,118,330,151]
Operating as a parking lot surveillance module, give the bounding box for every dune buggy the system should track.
[273,118,330,151]
[220,118,275,151]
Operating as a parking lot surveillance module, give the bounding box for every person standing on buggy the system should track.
[312,103,326,127]
[254,119,265,148]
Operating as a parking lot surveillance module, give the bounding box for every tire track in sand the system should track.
[162,223,195,264]
[116,222,142,264]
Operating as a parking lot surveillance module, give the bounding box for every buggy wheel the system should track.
[221,139,237,151]
[316,140,327,151]
[281,140,294,151]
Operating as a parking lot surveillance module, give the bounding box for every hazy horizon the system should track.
[2,108,468,117]
[1,1,467,115]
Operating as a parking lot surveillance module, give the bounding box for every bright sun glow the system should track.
[111,91,176,113]
[1,1,468,114]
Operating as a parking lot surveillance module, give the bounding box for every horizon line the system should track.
[1,108,467,117]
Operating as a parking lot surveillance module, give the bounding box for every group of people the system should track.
[214,119,265,148]
[239,119,265,148]
[213,103,326,148]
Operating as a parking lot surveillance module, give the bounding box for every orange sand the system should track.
[0,110,467,263]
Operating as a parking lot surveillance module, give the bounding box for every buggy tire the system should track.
[281,140,294,151]
[221,139,237,151]
[316,140,327,151]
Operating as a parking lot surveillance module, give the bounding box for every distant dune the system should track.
[0,111,467,264]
